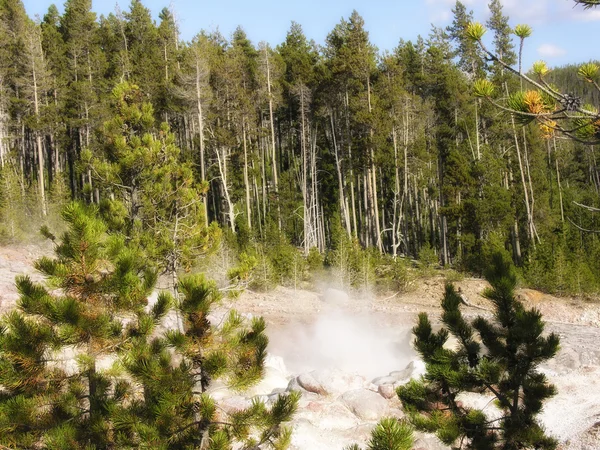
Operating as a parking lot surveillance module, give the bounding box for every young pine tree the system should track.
[0,202,156,448]
[82,82,220,289]
[398,253,560,450]
[345,418,414,450]
[0,203,298,449]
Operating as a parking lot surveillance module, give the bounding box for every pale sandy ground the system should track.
[222,279,600,449]
[1,245,599,449]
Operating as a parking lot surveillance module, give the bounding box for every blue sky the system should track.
[23,0,600,69]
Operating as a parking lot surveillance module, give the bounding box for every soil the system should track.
[222,278,600,449]
[1,245,599,449]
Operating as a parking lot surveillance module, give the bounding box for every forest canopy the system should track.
[1,0,600,296]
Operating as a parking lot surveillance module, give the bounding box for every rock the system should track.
[287,376,308,393]
[414,432,450,450]
[341,389,389,421]
[378,383,397,399]
[294,400,360,430]
[391,359,427,385]
[297,369,365,396]
[219,395,252,414]
[443,335,460,352]
[319,402,361,430]
[371,375,397,386]
[297,372,328,395]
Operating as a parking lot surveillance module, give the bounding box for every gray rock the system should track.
[287,376,308,393]
[294,400,360,430]
[390,359,427,385]
[247,366,289,396]
[371,375,397,386]
[297,372,328,395]
[414,432,450,450]
[219,395,252,414]
[341,389,389,421]
[297,369,365,396]
[378,383,397,399]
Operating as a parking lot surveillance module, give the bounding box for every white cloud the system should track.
[425,0,599,30]
[537,43,567,58]
[502,0,551,23]
[570,9,600,22]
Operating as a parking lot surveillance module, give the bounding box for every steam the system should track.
[267,288,415,379]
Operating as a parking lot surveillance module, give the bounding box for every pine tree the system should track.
[116,274,299,449]
[0,200,298,448]
[398,253,560,449]
[345,417,414,450]
[124,0,162,101]
[0,201,157,448]
[83,82,220,290]
[468,21,600,144]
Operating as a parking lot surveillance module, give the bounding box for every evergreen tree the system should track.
[345,417,414,450]
[398,253,560,449]
[60,0,104,196]
[41,4,68,183]
[0,201,298,448]
[0,202,156,448]
[83,82,220,288]
[124,0,161,99]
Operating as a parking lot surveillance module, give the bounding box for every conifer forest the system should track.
[1,0,600,294]
[0,0,600,448]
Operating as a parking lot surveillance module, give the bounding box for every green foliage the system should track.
[514,24,532,39]
[234,226,307,291]
[3,0,600,303]
[0,163,68,243]
[306,246,324,273]
[418,243,438,276]
[0,164,25,242]
[465,22,486,41]
[473,78,495,97]
[88,82,220,279]
[326,230,377,290]
[398,253,560,450]
[0,202,298,448]
[524,239,600,297]
[346,418,414,450]
[533,60,550,77]
[578,62,599,81]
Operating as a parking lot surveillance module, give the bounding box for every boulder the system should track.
[264,353,288,375]
[378,383,397,400]
[413,432,450,450]
[294,400,360,430]
[371,375,397,386]
[297,372,328,395]
[297,369,365,396]
[218,395,252,414]
[390,359,427,385]
[287,376,308,393]
[341,389,389,421]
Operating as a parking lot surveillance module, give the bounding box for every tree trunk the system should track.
[330,113,351,237]
[242,122,252,229]
[216,146,236,232]
[552,138,565,224]
[31,48,47,216]
[366,76,383,252]
[265,46,281,229]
